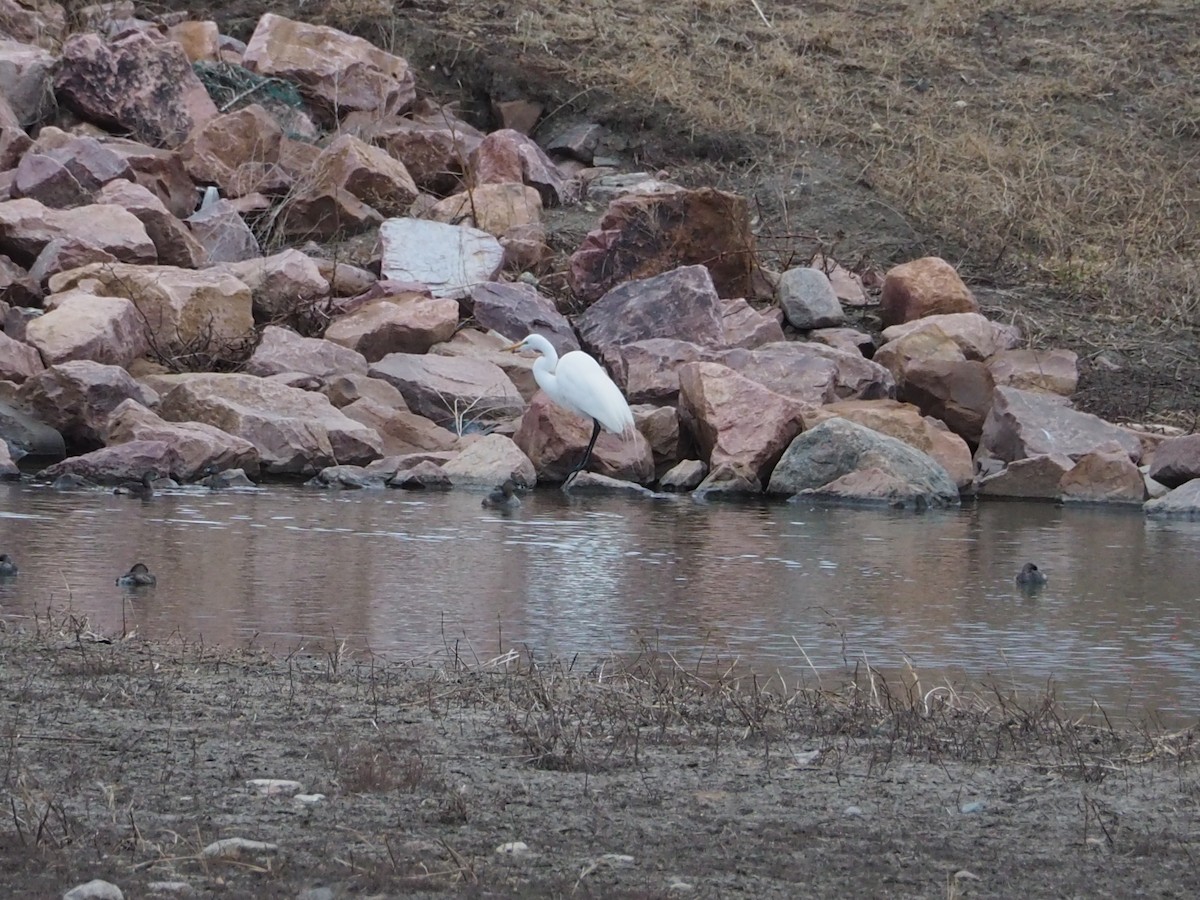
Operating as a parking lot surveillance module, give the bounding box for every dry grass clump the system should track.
[319,0,1198,330]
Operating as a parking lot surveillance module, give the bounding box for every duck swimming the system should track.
[0,554,17,576]
[1015,563,1048,588]
[115,469,158,499]
[482,479,521,510]
[116,562,156,587]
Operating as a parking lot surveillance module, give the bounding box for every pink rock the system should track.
[442,432,536,487]
[54,31,218,149]
[469,129,566,206]
[512,392,654,484]
[245,325,368,379]
[180,104,285,198]
[0,197,156,266]
[101,137,198,218]
[341,397,458,458]
[18,359,158,447]
[355,110,484,194]
[980,386,1142,464]
[1060,445,1146,504]
[96,179,207,268]
[900,358,995,446]
[427,182,542,238]
[308,133,418,217]
[466,282,577,354]
[243,13,416,122]
[217,249,329,321]
[37,439,180,484]
[325,291,459,361]
[881,312,1020,361]
[987,348,1078,396]
[167,20,220,62]
[368,353,523,430]
[1147,434,1200,489]
[24,288,147,367]
[158,372,383,474]
[677,361,809,483]
[11,154,90,208]
[576,265,725,372]
[490,98,543,135]
[722,298,785,349]
[978,454,1074,500]
[105,398,261,478]
[0,37,56,126]
[28,236,119,286]
[0,328,43,381]
[568,188,765,304]
[880,257,979,327]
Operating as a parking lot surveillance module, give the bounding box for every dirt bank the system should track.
[1,611,1197,897]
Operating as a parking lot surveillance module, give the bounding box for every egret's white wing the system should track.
[555,351,635,434]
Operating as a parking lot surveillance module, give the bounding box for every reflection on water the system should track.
[1,482,1198,722]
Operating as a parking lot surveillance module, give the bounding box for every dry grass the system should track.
[320,0,1198,330]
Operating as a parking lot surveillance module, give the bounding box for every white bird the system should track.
[503,333,635,483]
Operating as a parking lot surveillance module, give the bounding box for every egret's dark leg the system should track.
[564,419,603,487]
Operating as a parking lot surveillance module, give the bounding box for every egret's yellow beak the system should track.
[501,341,524,353]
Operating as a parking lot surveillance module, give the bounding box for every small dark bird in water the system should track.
[115,469,158,499]
[0,553,17,576]
[482,479,521,510]
[1016,563,1048,588]
[116,562,156,587]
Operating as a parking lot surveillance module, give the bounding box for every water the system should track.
[2,481,1199,723]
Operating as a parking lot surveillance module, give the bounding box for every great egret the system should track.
[0,553,17,576]
[482,479,521,510]
[1015,563,1047,588]
[503,333,635,482]
[117,562,156,587]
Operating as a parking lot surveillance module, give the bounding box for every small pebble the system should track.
[843,805,863,817]
[496,841,531,856]
[599,853,635,867]
[960,801,986,815]
[294,793,326,805]
[146,883,194,896]
[667,879,695,894]
[63,880,123,900]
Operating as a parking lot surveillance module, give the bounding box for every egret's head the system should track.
[502,337,533,354]
[502,334,551,356]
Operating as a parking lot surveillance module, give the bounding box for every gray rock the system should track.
[379,218,504,300]
[659,459,707,492]
[980,386,1142,464]
[1144,480,1200,518]
[768,417,959,508]
[63,880,124,900]
[777,267,846,329]
[0,397,65,459]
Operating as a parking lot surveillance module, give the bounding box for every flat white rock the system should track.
[380,218,503,300]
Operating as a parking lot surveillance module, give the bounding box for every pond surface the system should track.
[2,481,1198,723]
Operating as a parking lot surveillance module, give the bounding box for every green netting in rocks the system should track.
[193,61,306,116]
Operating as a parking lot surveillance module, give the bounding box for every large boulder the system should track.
[104,399,261,479]
[245,326,369,380]
[466,282,579,355]
[0,198,156,266]
[512,392,654,484]
[1144,480,1200,518]
[339,398,458,458]
[880,257,979,327]
[242,13,416,121]
[428,182,543,239]
[0,397,65,460]
[980,386,1142,464]
[881,312,1020,361]
[899,358,995,446]
[568,188,764,304]
[0,328,43,381]
[157,373,383,475]
[36,438,179,485]
[180,104,285,198]
[986,349,1079,397]
[677,361,809,483]
[722,298,785,349]
[24,288,148,367]
[54,31,218,149]
[442,433,536,487]
[777,267,845,329]
[324,288,459,360]
[49,263,254,360]
[18,360,157,447]
[216,250,329,321]
[1147,434,1200,489]
[469,129,566,206]
[95,179,207,268]
[768,417,960,508]
[369,353,523,431]
[1059,445,1146,505]
[977,454,1074,500]
[576,265,725,371]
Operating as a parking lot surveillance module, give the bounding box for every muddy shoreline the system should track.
[1,611,1196,897]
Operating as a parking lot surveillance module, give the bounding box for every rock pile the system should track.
[0,5,1194,515]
